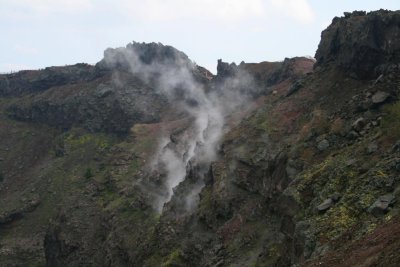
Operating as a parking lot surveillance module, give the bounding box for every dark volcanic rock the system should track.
[6,75,167,134]
[0,198,40,225]
[317,139,330,151]
[44,208,113,267]
[5,42,217,134]
[216,59,239,78]
[2,10,400,267]
[316,198,334,212]
[315,10,400,79]
[371,91,390,104]
[368,194,395,217]
[217,57,314,87]
[97,41,191,70]
[214,57,314,98]
[267,57,314,85]
[96,41,210,84]
[0,210,23,225]
[0,64,100,97]
[352,117,366,132]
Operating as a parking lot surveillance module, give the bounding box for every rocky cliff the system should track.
[0,9,399,267]
[315,9,400,79]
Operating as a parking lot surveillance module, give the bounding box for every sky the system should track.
[0,0,399,73]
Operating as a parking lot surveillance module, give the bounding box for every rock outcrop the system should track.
[97,41,191,70]
[6,74,167,133]
[0,64,100,97]
[214,57,314,99]
[315,9,400,79]
[1,42,215,134]
[96,41,211,84]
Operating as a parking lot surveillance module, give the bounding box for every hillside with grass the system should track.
[0,9,399,267]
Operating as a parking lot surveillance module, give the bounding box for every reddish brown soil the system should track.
[303,217,400,267]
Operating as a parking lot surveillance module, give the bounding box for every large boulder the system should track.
[368,194,395,217]
[315,10,400,79]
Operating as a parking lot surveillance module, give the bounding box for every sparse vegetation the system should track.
[84,168,93,179]
[382,100,400,139]
[0,9,399,267]
[162,249,185,267]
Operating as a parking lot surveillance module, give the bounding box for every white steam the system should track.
[150,87,225,212]
[104,42,256,213]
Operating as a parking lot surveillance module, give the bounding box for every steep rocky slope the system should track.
[0,9,399,267]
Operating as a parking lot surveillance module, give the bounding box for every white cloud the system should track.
[2,0,314,23]
[13,44,38,55]
[112,0,316,24]
[117,0,265,22]
[5,0,93,15]
[268,0,315,23]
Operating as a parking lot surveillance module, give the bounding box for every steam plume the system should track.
[102,42,257,213]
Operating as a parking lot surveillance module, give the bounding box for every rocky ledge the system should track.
[315,9,400,79]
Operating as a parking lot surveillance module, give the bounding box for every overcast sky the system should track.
[0,0,398,73]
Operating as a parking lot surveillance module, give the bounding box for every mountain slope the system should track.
[0,9,399,267]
